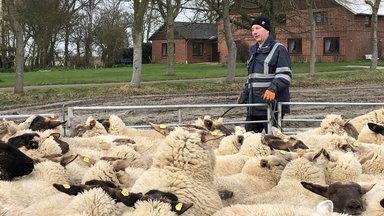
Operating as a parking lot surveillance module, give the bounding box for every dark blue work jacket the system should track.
[239,36,292,116]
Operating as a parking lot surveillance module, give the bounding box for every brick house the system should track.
[149,22,218,64]
[218,0,384,63]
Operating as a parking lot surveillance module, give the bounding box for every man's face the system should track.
[252,24,269,44]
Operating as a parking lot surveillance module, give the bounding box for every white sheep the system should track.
[293,114,358,138]
[213,132,271,176]
[214,156,284,206]
[241,157,327,207]
[357,122,384,144]
[349,140,384,175]
[212,200,349,216]
[214,133,245,156]
[318,150,362,184]
[349,108,384,133]
[130,127,223,216]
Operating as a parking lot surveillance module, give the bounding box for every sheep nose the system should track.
[347,200,362,210]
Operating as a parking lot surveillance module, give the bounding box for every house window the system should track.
[288,38,302,54]
[192,42,203,56]
[324,37,340,54]
[314,12,328,24]
[161,43,175,57]
[365,16,371,27]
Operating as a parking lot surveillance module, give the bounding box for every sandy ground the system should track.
[1,81,384,134]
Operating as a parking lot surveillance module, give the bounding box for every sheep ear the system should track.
[361,183,375,195]
[368,122,384,135]
[113,138,136,145]
[301,182,329,198]
[216,125,232,136]
[200,131,224,143]
[342,121,359,139]
[322,148,331,161]
[316,200,334,214]
[53,183,87,195]
[112,189,143,207]
[203,119,214,130]
[170,202,194,215]
[359,152,375,164]
[237,135,244,145]
[149,122,174,136]
[312,148,324,161]
[89,120,97,128]
[71,125,86,137]
[49,132,61,140]
[48,120,67,130]
[45,154,78,167]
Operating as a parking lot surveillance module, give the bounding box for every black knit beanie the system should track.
[251,16,271,31]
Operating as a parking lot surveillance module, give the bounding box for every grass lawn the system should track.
[0,61,383,87]
[0,61,383,106]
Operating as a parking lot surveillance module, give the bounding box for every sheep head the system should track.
[301,181,375,215]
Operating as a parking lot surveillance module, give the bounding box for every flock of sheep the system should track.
[1,108,384,216]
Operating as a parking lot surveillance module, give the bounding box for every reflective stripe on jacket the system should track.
[240,36,292,116]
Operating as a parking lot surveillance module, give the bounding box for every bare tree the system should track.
[155,0,182,76]
[81,0,102,66]
[62,0,83,67]
[365,0,381,71]
[205,0,237,82]
[4,0,24,94]
[130,0,150,87]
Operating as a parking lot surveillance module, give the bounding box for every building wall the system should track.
[151,39,214,64]
[218,4,384,63]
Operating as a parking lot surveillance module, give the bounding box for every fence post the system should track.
[267,104,272,134]
[277,102,283,132]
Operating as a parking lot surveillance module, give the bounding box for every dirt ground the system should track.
[1,81,384,134]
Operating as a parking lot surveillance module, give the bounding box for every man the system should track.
[238,15,292,133]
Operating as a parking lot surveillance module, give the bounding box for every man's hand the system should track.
[262,90,276,102]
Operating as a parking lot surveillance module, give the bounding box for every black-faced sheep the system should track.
[0,141,34,180]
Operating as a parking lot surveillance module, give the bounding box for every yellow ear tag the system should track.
[121,188,129,197]
[235,126,242,131]
[26,118,32,123]
[48,136,54,140]
[175,203,183,211]
[279,150,286,155]
[50,114,56,119]
[63,184,71,189]
[83,156,90,163]
[211,130,218,136]
[283,138,289,142]
[352,141,360,147]
[159,124,167,129]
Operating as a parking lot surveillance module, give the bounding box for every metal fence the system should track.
[2,102,384,136]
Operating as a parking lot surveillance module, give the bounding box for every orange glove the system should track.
[263,90,276,102]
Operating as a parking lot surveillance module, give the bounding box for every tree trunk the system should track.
[306,0,316,76]
[366,0,381,71]
[130,0,150,88]
[166,14,175,76]
[4,0,25,94]
[223,0,236,83]
[156,0,181,76]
